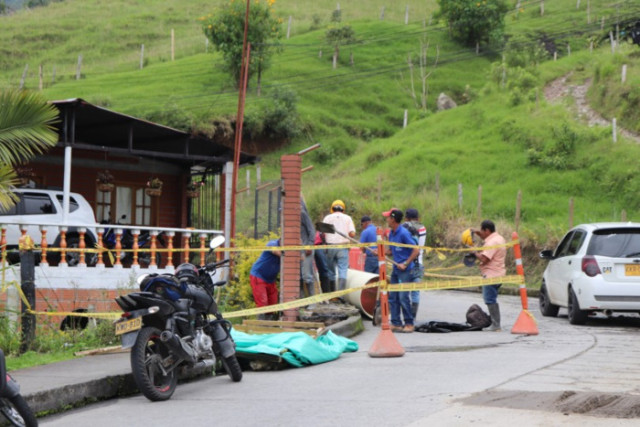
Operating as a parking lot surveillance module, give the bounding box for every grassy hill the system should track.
[3,0,640,263]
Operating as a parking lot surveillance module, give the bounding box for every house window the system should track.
[95,191,111,223]
[96,186,152,225]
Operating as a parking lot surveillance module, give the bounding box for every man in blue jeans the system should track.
[359,215,379,274]
[383,208,419,333]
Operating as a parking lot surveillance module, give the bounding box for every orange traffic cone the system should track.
[368,291,405,357]
[510,232,539,335]
[511,309,538,335]
[368,237,405,357]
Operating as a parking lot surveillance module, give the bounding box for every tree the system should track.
[0,89,59,209]
[201,0,283,92]
[436,0,508,47]
[325,9,355,69]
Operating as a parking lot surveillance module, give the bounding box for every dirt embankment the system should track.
[545,73,640,143]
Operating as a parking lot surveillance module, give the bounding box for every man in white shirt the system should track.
[322,200,356,292]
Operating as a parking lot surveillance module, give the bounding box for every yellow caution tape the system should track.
[1,274,525,321]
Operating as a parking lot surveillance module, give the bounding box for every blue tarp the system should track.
[230,329,359,368]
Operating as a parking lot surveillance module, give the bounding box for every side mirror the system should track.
[209,235,226,250]
[539,250,553,260]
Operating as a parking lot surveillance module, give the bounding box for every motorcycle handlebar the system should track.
[202,258,230,272]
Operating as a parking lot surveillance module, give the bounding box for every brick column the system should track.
[280,155,301,321]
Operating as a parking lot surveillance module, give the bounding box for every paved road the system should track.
[41,290,640,426]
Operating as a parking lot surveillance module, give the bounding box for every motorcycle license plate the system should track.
[115,317,142,336]
[625,264,640,276]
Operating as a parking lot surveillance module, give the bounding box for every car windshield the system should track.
[587,228,640,258]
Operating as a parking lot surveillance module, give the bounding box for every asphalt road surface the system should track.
[41,290,640,426]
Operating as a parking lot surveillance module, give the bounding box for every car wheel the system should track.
[539,282,559,317]
[65,236,97,267]
[568,287,589,325]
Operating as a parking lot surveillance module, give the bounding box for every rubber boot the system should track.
[411,302,419,320]
[320,277,330,294]
[486,303,501,332]
[329,280,337,293]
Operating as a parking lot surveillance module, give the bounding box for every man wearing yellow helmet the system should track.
[322,199,356,293]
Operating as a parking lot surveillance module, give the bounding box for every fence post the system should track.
[621,210,627,222]
[380,6,384,20]
[404,5,409,25]
[476,185,482,219]
[140,44,145,69]
[287,16,292,39]
[38,64,43,91]
[76,55,82,80]
[457,183,463,211]
[171,29,175,61]
[19,235,36,353]
[403,109,408,128]
[19,64,28,89]
[621,64,627,83]
[568,198,574,229]
[254,187,260,239]
[612,118,617,143]
[435,172,440,206]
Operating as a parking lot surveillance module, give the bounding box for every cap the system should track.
[382,208,403,223]
[382,207,399,217]
[405,208,419,219]
[360,215,371,223]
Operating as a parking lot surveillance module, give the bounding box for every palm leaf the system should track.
[0,165,19,211]
[0,89,59,166]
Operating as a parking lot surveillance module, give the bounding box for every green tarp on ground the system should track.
[230,329,359,368]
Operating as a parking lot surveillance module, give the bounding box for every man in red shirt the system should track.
[472,220,506,332]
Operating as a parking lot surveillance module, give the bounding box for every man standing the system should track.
[383,208,419,333]
[359,215,379,274]
[472,220,506,332]
[300,198,316,297]
[249,238,281,320]
[323,200,356,292]
[403,208,426,319]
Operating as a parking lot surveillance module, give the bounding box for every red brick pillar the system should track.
[280,155,301,321]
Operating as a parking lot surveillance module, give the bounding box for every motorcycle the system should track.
[113,235,242,402]
[102,215,165,267]
[0,349,38,427]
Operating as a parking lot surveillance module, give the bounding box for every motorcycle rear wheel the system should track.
[131,326,177,401]
[0,395,38,427]
[222,355,243,382]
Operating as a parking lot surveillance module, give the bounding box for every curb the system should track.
[326,314,364,338]
[27,373,137,415]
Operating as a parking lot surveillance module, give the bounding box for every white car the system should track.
[0,189,97,265]
[539,223,640,324]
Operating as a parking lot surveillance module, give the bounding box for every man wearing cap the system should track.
[383,208,419,333]
[471,220,506,332]
[403,208,427,319]
[323,200,356,292]
[249,238,281,320]
[359,215,379,274]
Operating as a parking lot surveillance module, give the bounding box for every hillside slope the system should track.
[3,0,640,246]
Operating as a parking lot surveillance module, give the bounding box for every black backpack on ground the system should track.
[466,304,492,330]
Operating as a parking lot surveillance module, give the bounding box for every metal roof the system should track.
[51,98,257,171]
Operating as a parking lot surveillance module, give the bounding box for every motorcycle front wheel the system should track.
[222,355,243,382]
[130,326,177,401]
[0,395,38,427]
